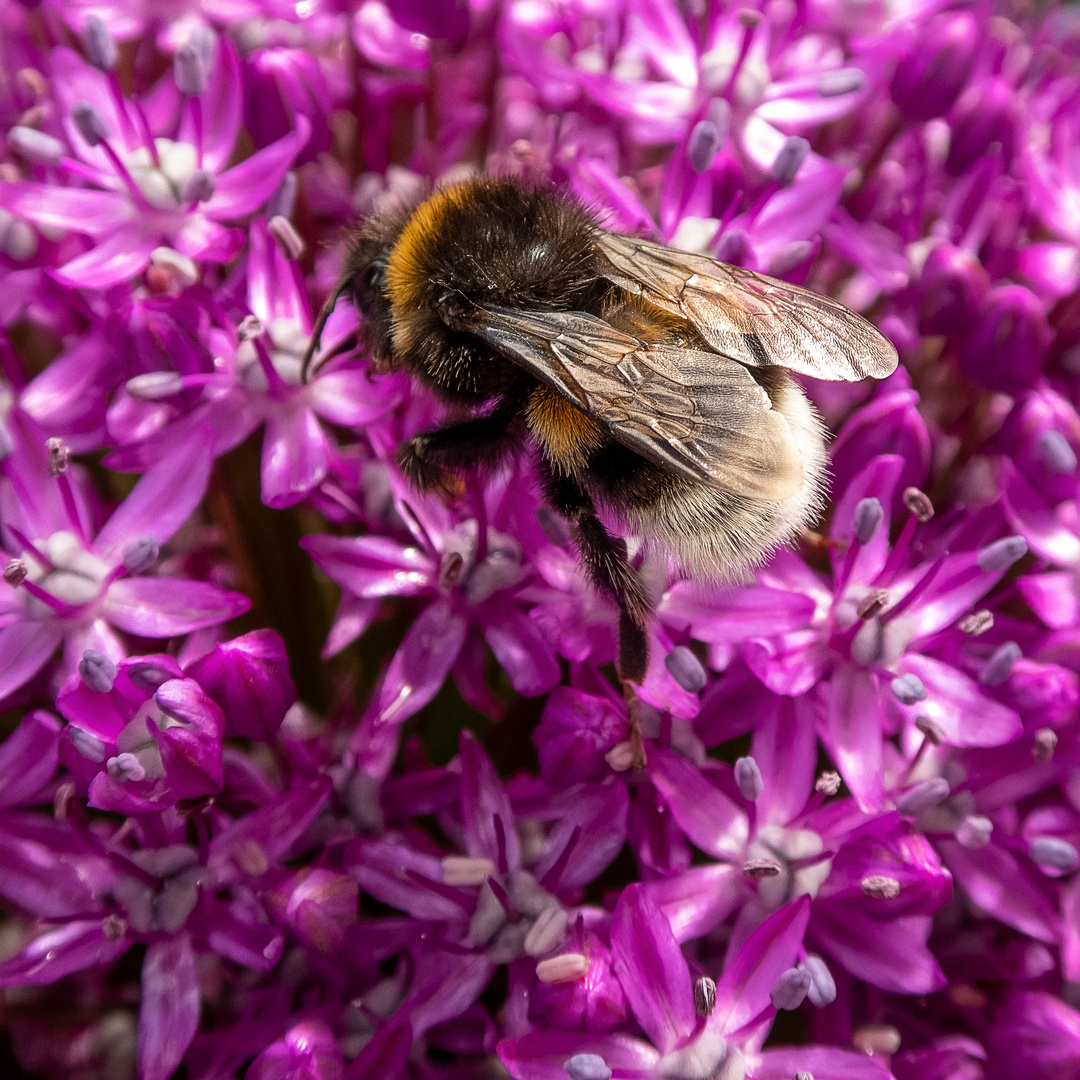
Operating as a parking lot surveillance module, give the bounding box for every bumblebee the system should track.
[303,178,898,683]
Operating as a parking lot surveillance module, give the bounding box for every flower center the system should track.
[125,139,198,210]
[26,530,109,609]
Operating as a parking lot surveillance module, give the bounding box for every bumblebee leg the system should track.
[399,408,526,495]
[539,464,651,683]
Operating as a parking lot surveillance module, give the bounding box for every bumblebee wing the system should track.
[472,306,804,500]
[595,231,899,382]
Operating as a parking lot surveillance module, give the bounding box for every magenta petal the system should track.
[821,665,884,812]
[0,621,65,702]
[661,582,816,642]
[897,654,1022,747]
[248,1019,346,1080]
[0,920,129,987]
[209,777,332,878]
[649,748,749,861]
[311,370,401,427]
[179,35,242,173]
[611,882,695,1054]
[812,909,945,994]
[460,730,521,870]
[713,895,811,1036]
[535,783,629,890]
[751,694,815,827]
[204,117,312,219]
[94,430,213,561]
[373,601,467,727]
[498,1031,660,1080]
[345,838,472,921]
[755,1045,894,1080]
[54,227,160,289]
[831,455,905,583]
[1019,571,1080,630]
[940,839,1061,943]
[1002,460,1080,567]
[105,577,251,636]
[186,630,296,741]
[173,215,245,262]
[261,405,330,508]
[989,991,1080,1080]
[301,534,431,598]
[323,595,381,658]
[0,710,60,808]
[0,182,131,236]
[138,933,200,1080]
[403,947,494,1037]
[647,864,744,944]
[480,606,560,697]
[153,678,225,798]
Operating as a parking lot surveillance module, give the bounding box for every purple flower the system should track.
[0,411,248,702]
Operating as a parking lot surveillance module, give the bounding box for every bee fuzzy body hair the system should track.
[621,373,829,580]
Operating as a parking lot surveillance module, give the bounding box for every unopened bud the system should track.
[536,953,589,984]
[902,487,934,523]
[977,535,1027,574]
[7,126,64,165]
[1039,430,1077,474]
[442,855,496,887]
[959,609,993,636]
[3,558,27,587]
[896,777,950,815]
[71,101,109,147]
[1030,836,1079,872]
[181,168,216,204]
[815,771,841,795]
[688,119,722,173]
[860,875,900,899]
[123,536,159,573]
[802,955,836,1006]
[1033,728,1058,763]
[915,716,946,745]
[770,966,811,1010]
[666,645,707,693]
[818,67,864,96]
[82,15,117,71]
[980,641,1021,687]
[956,814,993,849]
[857,589,890,620]
[853,498,884,545]
[46,436,69,476]
[771,136,810,186]
[174,43,208,96]
[79,649,117,693]
[268,215,305,260]
[563,1054,611,1080]
[744,858,782,878]
[694,975,717,1017]
[734,756,764,801]
[891,672,927,705]
[853,1025,901,1055]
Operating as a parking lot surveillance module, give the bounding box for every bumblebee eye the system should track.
[362,255,387,294]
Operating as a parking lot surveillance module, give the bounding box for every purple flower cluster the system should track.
[1,2,1079,1078]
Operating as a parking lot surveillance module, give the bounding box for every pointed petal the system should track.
[203,117,311,219]
[1018,571,1080,630]
[138,933,200,1080]
[0,621,65,703]
[713,895,811,1035]
[300,534,431,598]
[105,577,251,636]
[373,601,467,727]
[0,920,129,986]
[261,406,329,508]
[0,182,131,236]
[751,694,815,827]
[821,665,884,812]
[460,730,521,869]
[497,1031,660,1080]
[649,747,749,861]
[831,455,905,584]
[755,1045,894,1080]
[95,430,213,560]
[480,606,561,697]
[611,883,695,1054]
[178,36,242,172]
[54,227,160,289]
[172,215,245,262]
[0,710,60,808]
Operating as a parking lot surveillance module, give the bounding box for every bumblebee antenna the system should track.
[301,280,348,384]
